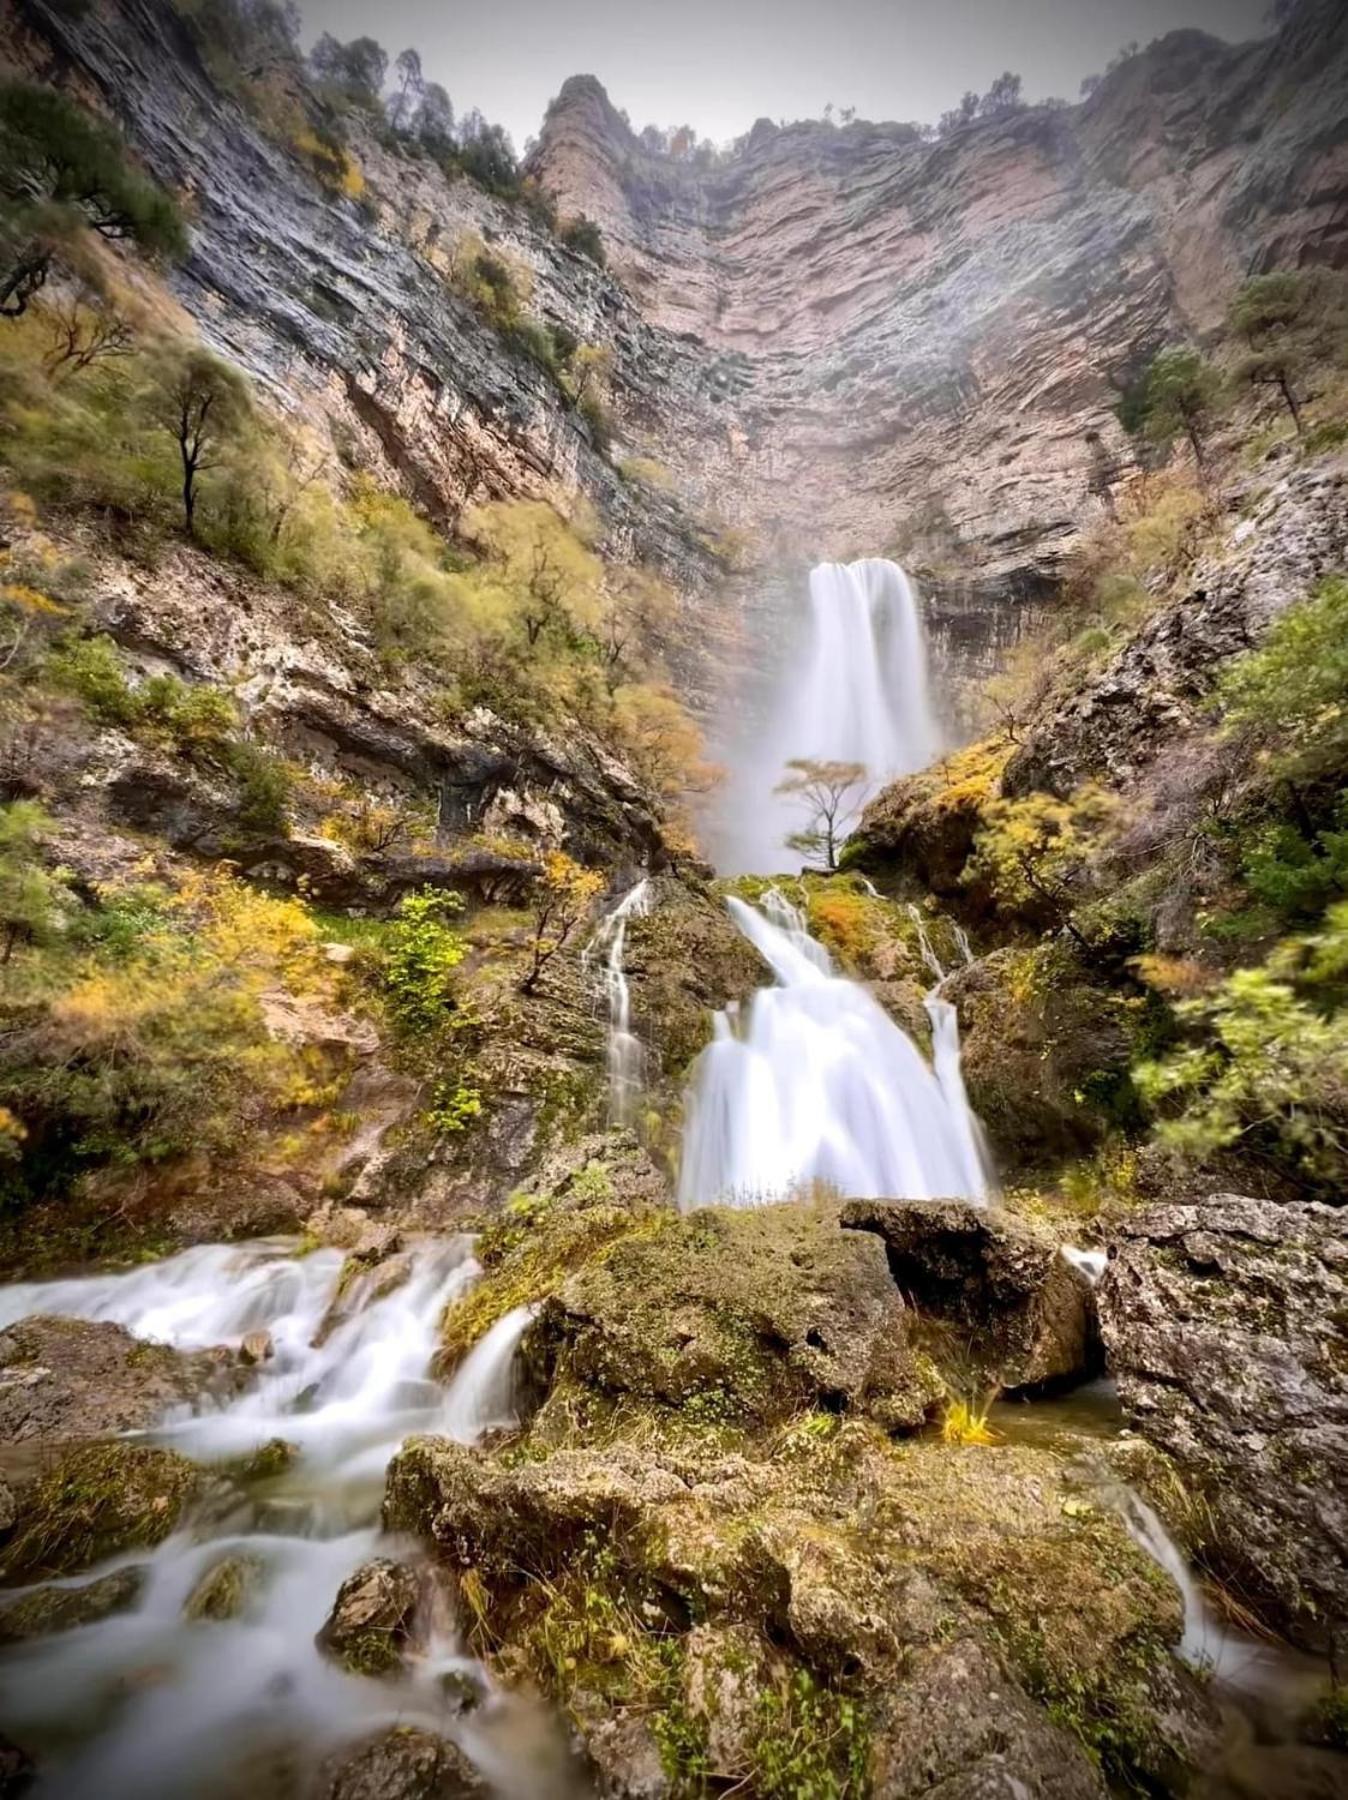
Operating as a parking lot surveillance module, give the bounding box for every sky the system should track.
[299,0,1273,155]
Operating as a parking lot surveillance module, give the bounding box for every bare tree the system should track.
[147,348,252,538]
[776,758,869,870]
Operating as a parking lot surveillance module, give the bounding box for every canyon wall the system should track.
[531,2,1348,599]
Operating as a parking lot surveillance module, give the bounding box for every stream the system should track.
[0,558,1340,1796]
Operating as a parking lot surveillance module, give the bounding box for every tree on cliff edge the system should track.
[145,349,253,539]
[1117,347,1222,472]
[777,759,869,871]
[0,83,186,319]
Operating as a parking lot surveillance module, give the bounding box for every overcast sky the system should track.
[300,0,1273,154]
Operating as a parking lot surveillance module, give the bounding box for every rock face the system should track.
[0,1316,240,1447]
[1098,1196,1348,1651]
[841,1201,1099,1390]
[530,6,1348,591]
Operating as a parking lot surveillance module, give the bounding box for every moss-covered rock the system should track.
[0,1443,201,1583]
[437,1131,669,1372]
[528,1202,939,1430]
[315,1725,488,1799]
[844,738,1011,908]
[183,1553,264,1623]
[624,877,765,1082]
[0,1564,145,1644]
[315,1556,424,1677]
[385,1418,1214,1796]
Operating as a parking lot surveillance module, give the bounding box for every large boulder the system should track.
[315,1727,486,1800]
[1098,1196,1348,1651]
[0,1316,241,1448]
[841,1201,1098,1390]
[527,1203,940,1429]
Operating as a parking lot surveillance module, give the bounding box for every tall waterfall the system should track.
[712,557,940,875]
[584,878,651,1127]
[677,889,989,1209]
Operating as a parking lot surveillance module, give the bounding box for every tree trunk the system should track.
[182,458,197,538]
[1278,372,1304,435]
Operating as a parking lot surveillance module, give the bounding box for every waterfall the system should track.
[905,904,992,1198]
[712,557,940,875]
[583,879,651,1127]
[678,888,989,1209]
[440,1304,534,1440]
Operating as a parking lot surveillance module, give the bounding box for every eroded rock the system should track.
[1098,1195,1348,1651]
[841,1200,1099,1390]
[527,1203,939,1429]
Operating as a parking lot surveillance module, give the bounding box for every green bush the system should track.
[1217,574,1348,784]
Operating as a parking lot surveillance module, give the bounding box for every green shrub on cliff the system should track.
[1217,574,1348,785]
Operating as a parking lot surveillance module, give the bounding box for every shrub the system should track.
[1217,574,1348,785]
[559,215,606,266]
[0,801,75,963]
[379,886,468,1036]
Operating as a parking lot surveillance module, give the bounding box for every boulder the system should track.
[0,1734,34,1798]
[0,1316,241,1447]
[183,1553,263,1622]
[0,1565,145,1644]
[870,1637,1106,1798]
[841,1201,1098,1390]
[315,1727,486,1800]
[316,1557,424,1677]
[1098,1196,1348,1651]
[527,1203,939,1428]
[0,1443,200,1583]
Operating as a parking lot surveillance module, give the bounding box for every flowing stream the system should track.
[0,1242,571,1799]
[678,887,990,1208]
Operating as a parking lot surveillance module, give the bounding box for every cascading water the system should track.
[583,879,651,1127]
[678,887,990,1208]
[0,1240,557,1798]
[712,557,941,874]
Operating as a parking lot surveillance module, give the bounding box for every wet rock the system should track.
[681,1622,777,1779]
[1098,1196,1348,1651]
[0,1443,200,1583]
[183,1553,263,1623]
[581,1713,669,1800]
[841,1200,1099,1390]
[0,1481,14,1536]
[0,1316,242,1447]
[870,1637,1106,1798]
[316,1557,424,1677]
[220,1438,299,1484]
[239,1330,274,1366]
[0,1565,146,1644]
[0,1734,34,1798]
[528,1203,939,1428]
[315,1726,487,1800]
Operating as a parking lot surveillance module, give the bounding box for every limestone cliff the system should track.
[530,3,1348,599]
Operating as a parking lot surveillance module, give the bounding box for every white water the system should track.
[0,1239,551,1797]
[583,879,652,1127]
[678,888,989,1208]
[713,558,941,874]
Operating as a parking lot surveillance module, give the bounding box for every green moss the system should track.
[1,1443,200,1582]
[336,1627,406,1677]
[183,1553,263,1623]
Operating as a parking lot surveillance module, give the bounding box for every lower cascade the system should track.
[678,887,990,1208]
[584,878,652,1128]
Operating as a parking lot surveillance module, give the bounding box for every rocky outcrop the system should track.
[841,1201,1099,1390]
[1098,1196,1348,1651]
[527,1202,939,1429]
[0,1442,200,1583]
[1005,454,1348,798]
[0,1315,241,1447]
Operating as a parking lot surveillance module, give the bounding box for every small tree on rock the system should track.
[520,850,603,993]
[0,801,74,964]
[1117,347,1222,472]
[1227,270,1340,436]
[776,758,868,871]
